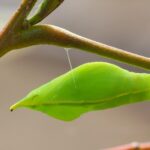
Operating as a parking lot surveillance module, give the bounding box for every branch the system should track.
[0,0,150,70]
[0,0,37,49]
[2,25,150,70]
[106,142,150,150]
[1,0,37,34]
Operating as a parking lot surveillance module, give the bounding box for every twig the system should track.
[0,0,37,35]
[106,142,150,150]
[0,0,149,71]
[0,0,37,50]
[2,25,150,70]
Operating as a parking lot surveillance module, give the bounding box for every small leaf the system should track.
[10,62,150,121]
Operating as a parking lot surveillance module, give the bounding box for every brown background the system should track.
[0,0,150,150]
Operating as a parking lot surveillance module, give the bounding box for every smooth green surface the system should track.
[10,62,150,121]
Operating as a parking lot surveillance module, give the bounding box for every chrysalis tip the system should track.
[9,103,19,112]
[10,108,14,112]
[10,105,15,112]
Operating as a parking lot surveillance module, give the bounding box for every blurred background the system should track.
[0,0,150,150]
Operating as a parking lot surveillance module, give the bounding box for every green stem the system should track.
[3,25,150,70]
[28,0,64,25]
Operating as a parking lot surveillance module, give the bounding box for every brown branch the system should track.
[106,142,150,150]
[2,25,150,70]
[0,0,37,51]
[0,0,37,35]
[0,1,149,71]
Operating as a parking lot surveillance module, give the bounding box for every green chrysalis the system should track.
[10,62,150,121]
